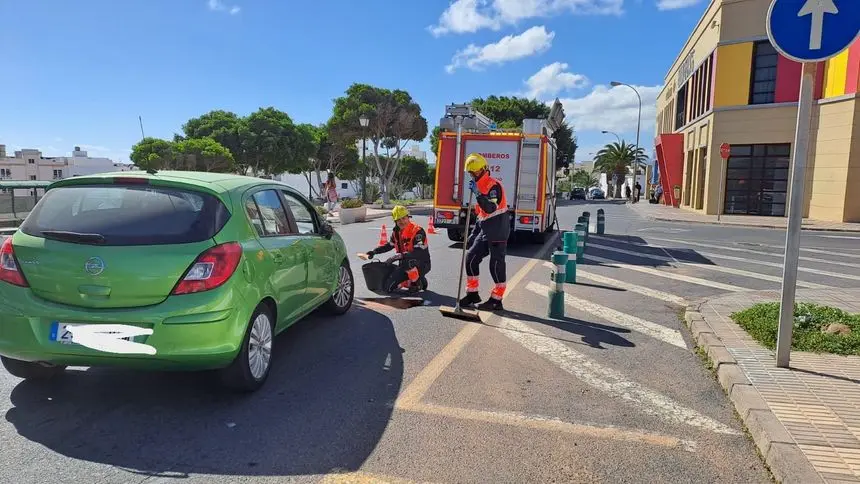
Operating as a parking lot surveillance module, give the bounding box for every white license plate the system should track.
[49,322,136,344]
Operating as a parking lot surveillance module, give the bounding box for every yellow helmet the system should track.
[465,153,488,173]
[391,205,410,221]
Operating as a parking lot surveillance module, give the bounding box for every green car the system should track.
[0,171,355,392]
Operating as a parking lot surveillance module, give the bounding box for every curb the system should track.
[683,305,824,484]
[641,214,860,233]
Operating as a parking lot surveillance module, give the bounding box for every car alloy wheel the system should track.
[248,312,273,381]
[333,265,353,309]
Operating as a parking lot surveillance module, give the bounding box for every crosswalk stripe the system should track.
[584,254,748,291]
[645,237,860,270]
[541,261,688,306]
[750,242,860,260]
[653,245,860,282]
[587,242,830,289]
[494,315,740,435]
[526,281,687,349]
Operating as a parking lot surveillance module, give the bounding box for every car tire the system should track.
[323,260,354,316]
[219,304,275,393]
[1,356,65,380]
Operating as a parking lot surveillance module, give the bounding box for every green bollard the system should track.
[596,209,605,235]
[575,223,586,262]
[583,211,591,233]
[563,231,577,283]
[548,251,568,319]
[578,216,589,243]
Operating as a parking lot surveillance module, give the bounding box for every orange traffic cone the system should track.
[378,224,388,246]
[427,217,438,234]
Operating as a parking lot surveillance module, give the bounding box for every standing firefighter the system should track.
[360,205,431,293]
[459,153,511,311]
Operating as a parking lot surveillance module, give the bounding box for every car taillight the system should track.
[520,216,533,224]
[436,211,455,220]
[172,242,242,295]
[0,238,28,287]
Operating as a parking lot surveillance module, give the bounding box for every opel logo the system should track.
[84,257,106,276]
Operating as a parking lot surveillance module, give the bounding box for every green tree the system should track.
[395,155,431,199]
[181,110,246,172]
[174,137,235,172]
[130,137,175,171]
[241,107,299,177]
[594,141,647,198]
[330,83,428,205]
[570,169,599,189]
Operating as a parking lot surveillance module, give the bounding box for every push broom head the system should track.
[439,305,483,322]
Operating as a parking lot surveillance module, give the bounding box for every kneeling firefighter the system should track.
[361,205,431,293]
[459,153,511,311]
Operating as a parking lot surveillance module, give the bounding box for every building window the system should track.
[750,41,778,105]
[723,144,790,217]
[341,182,348,189]
[28,158,35,164]
[53,169,63,179]
[675,84,688,130]
[29,175,37,181]
[0,168,10,179]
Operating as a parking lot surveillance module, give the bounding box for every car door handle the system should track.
[272,253,284,264]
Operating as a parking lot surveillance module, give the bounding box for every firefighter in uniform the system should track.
[360,205,431,293]
[459,153,511,311]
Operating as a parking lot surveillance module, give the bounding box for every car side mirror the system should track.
[320,221,334,239]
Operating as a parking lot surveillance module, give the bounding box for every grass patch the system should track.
[731,302,860,356]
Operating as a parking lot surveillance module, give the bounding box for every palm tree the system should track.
[570,168,599,189]
[594,141,647,198]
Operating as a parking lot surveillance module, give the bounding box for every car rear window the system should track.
[20,184,231,246]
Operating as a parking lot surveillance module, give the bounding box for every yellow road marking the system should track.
[394,234,560,410]
[404,403,696,452]
[320,471,433,484]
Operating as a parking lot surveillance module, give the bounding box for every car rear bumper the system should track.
[0,283,255,371]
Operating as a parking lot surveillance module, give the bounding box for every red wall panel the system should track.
[845,38,860,95]
[774,55,802,103]
[655,134,685,208]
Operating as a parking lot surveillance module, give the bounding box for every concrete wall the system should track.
[808,98,860,222]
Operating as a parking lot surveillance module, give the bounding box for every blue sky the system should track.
[0,0,708,166]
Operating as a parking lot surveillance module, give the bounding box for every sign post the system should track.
[766,0,860,368]
[718,143,731,222]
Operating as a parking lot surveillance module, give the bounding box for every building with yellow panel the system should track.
[654,0,860,222]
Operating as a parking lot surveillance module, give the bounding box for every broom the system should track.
[439,190,482,322]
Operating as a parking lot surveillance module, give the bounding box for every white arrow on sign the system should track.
[799,0,839,50]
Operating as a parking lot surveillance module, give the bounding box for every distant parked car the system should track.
[0,171,355,392]
[570,187,586,200]
[589,188,605,200]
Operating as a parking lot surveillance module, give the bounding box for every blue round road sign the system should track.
[767,0,860,63]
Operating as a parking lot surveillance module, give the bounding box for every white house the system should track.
[0,144,134,196]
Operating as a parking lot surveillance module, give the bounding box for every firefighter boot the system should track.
[459,292,481,307]
[477,297,504,312]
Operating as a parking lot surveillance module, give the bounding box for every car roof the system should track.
[49,170,305,196]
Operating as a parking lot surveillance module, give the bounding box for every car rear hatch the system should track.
[11,178,231,309]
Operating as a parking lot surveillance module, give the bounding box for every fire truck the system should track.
[432,100,566,243]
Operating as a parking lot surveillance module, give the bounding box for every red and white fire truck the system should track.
[432,100,566,243]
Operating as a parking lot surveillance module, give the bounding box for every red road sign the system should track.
[720,143,731,159]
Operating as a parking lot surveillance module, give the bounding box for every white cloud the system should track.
[558,83,663,133]
[656,0,700,10]
[208,0,240,15]
[430,0,623,36]
[524,62,589,99]
[446,26,555,73]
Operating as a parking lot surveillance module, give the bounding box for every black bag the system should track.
[362,261,396,293]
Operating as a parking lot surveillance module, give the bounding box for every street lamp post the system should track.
[359,114,369,203]
[601,130,622,144]
[611,81,642,202]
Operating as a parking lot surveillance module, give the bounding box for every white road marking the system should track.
[662,246,860,282]
[753,242,860,259]
[587,241,830,289]
[527,281,687,349]
[495,315,740,435]
[585,254,748,291]
[646,237,860,270]
[541,261,688,306]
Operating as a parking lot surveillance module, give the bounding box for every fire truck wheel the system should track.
[447,228,464,242]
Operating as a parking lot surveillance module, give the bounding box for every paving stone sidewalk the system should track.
[629,202,860,232]
[686,288,860,484]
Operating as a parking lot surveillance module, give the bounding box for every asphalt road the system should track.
[2,201,860,483]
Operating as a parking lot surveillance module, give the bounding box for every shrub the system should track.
[340,198,364,209]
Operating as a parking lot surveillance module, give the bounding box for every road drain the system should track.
[359,297,426,309]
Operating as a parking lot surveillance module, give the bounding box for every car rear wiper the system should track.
[41,230,107,244]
